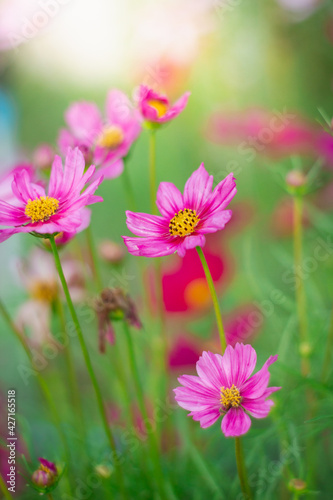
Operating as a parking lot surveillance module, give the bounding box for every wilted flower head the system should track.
[0,147,103,243]
[136,85,190,125]
[32,458,57,489]
[174,343,280,437]
[58,90,141,180]
[95,288,142,352]
[123,164,236,258]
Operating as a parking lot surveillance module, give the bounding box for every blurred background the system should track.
[0,0,333,498]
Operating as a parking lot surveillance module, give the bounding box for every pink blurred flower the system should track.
[32,458,58,489]
[15,247,87,346]
[174,343,280,437]
[123,164,236,258]
[0,164,36,205]
[168,335,202,371]
[224,305,263,346]
[0,147,102,243]
[33,144,54,171]
[58,90,141,180]
[136,85,190,124]
[162,236,234,314]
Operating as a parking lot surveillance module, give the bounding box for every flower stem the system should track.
[0,298,71,464]
[321,304,333,382]
[55,295,85,437]
[149,130,157,215]
[122,321,169,500]
[292,195,310,376]
[85,226,103,291]
[235,437,252,499]
[48,494,55,500]
[196,246,227,352]
[0,473,13,500]
[122,159,137,212]
[49,236,126,497]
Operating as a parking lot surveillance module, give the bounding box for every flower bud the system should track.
[288,478,306,492]
[98,240,125,264]
[95,464,113,478]
[32,458,57,488]
[286,170,307,188]
[33,144,54,171]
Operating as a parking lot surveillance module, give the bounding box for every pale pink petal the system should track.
[122,236,177,257]
[189,408,220,428]
[230,343,257,388]
[65,102,103,145]
[199,210,232,233]
[58,129,76,156]
[48,155,64,198]
[126,211,167,237]
[221,408,251,437]
[159,91,190,123]
[183,164,214,213]
[106,89,137,126]
[242,398,275,419]
[156,181,184,218]
[177,234,206,257]
[195,351,228,391]
[92,158,124,180]
[201,173,237,219]
[241,355,278,399]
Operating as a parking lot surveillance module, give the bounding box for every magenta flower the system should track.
[174,343,280,437]
[0,164,37,205]
[58,90,141,180]
[136,85,190,124]
[0,147,103,243]
[123,164,236,258]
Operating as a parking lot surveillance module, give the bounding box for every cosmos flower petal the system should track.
[229,343,257,388]
[203,173,237,218]
[189,408,221,428]
[126,211,167,237]
[183,163,214,213]
[58,129,76,156]
[159,91,191,123]
[221,408,252,437]
[106,89,138,126]
[156,181,184,218]
[92,158,124,181]
[48,155,64,198]
[123,236,177,257]
[12,170,45,203]
[196,351,229,390]
[200,210,232,233]
[65,101,103,144]
[242,398,275,419]
[241,355,278,399]
[177,234,206,257]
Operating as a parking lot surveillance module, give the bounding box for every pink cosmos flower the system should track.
[174,343,280,437]
[136,85,190,124]
[58,90,141,180]
[123,164,236,258]
[0,147,103,243]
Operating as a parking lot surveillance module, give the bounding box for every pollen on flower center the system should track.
[169,208,200,237]
[98,125,124,149]
[30,281,58,303]
[25,196,59,223]
[220,384,242,409]
[147,99,168,118]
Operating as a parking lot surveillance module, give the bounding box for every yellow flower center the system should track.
[98,125,124,149]
[30,281,58,303]
[169,208,200,237]
[220,384,242,410]
[25,196,59,223]
[147,99,168,118]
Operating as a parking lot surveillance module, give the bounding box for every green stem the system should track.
[196,246,227,352]
[235,437,252,499]
[0,473,14,500]
[321,304,333,382]
[293,196,310,376]
[48,494,55,500]
[0,298,71,464]
[122,321,169,500]
[122,159,137,212]
[85,226,103,291]
[55,296,85,438]
[149,130,157,215]
[49,236,126,498]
